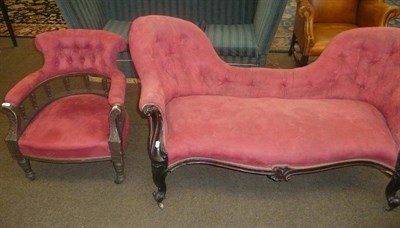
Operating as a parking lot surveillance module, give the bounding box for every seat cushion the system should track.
[19,94,126,160]
[165,96,398,170]
[205,24,258,57]
[308,23,358,55]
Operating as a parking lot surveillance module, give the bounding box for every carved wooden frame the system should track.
[1,73,127,184]
[143,104,400,210]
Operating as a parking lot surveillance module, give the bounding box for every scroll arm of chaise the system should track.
[136,70,167,115]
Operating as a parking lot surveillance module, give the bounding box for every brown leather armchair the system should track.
[289,0,400,66]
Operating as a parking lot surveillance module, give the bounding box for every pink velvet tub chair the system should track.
[2,29,129,183]
[130,15,400,209]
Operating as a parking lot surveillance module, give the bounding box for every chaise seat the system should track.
[166,96,397,169]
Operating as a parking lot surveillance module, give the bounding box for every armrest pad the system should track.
[108,70,126,106]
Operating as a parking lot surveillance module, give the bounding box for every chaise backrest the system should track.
[130,15,400,143]
[304,26,400,144]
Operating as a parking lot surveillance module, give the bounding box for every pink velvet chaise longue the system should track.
[130,15,400,210]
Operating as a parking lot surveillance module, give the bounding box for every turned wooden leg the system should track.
[385,159,400,211]
[17,158,35,180]
[113,161,125,184]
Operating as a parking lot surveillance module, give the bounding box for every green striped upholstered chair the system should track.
[55,0,288,77]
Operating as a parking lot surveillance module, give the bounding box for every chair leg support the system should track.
[17,158,35,180]
[385,171,400,211]
[0,0,17,47]
[113,161,125,184]
[151,162,168,209]
[288,33,309,66]
[288,33,296,56]
[298,55,309,67]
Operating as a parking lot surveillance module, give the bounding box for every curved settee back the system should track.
[130,15,400,144]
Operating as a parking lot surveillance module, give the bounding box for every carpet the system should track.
[0,0,399,51]
[0,0,67,37]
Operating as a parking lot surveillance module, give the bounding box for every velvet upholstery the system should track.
[290,0,400,66]
[19,95,112,160]
[4,29,127,106]
[130,16,400,171]
[2,29,129,183]
[166,96,396,169]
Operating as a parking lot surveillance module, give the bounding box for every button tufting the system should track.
[223,77,231,83]
[248,81,255,87]
[79,56,85,64]
[67,56,73,64]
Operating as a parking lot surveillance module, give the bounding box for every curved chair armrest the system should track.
[358,0,400,26]
[1,102,19,140]
[296,0,314,18]
[108,104,126,184]
[108,70,126,106]
[3,70,47,106]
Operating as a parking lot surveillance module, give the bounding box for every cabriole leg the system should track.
[152,162,167,209]
[17,158,35,180]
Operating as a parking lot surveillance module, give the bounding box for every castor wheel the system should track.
[385,196,400,211]
[25,172,36,181]
[153,190,166,209]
